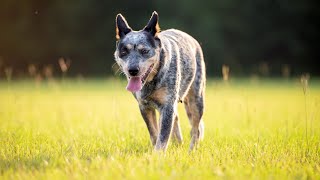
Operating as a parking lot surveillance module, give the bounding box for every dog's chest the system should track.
[135,91,148,105]
[135,86,167,108]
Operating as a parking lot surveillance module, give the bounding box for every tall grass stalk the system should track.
[301,74,309,154]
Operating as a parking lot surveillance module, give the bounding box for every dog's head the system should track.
[114,11,161,92]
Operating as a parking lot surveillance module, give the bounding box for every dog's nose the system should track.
[128,68,139,76]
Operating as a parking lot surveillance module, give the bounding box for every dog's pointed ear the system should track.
[143,11,160,37]
[116,13,132,40]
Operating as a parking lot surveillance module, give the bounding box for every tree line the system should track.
[0,0,318,78]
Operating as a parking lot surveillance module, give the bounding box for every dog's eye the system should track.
[140,49,149,55]
[120,48,128,56]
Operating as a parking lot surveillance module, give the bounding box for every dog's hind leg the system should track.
[184,89,205,151]
[184,49,206,151]
[172,114,183,144]
[139,105,158,146]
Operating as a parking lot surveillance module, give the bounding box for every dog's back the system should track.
[158,29,206,102]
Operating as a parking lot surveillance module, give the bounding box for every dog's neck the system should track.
[145,48,166,83]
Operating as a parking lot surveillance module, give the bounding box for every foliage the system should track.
[0,0,318,77]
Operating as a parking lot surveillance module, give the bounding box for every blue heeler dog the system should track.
[114,11,206,151]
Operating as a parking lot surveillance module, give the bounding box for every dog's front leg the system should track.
[155,103,177,151]
[139,105,158,146]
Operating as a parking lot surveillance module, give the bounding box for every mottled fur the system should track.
[114,11,206,151]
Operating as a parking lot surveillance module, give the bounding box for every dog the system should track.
[114,11,206,151]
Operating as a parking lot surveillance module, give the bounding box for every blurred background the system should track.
[0,0,319,80]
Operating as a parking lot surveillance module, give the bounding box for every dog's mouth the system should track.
[126,64,154,92]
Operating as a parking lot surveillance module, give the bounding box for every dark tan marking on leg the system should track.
[184,87,203,150]
[140,107,158,146]
[172,115,183,144]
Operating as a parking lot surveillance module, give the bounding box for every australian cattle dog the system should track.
[114,11,206,151]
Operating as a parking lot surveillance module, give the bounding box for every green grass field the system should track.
[0,78,319,179]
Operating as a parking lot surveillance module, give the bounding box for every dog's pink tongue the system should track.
[126,77,142,92]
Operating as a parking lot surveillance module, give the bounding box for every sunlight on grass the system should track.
[0,78,319,179]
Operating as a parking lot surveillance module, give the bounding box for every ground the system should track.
[0,78,319,179]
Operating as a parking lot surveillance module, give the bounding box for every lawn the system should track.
[0,78,319,179]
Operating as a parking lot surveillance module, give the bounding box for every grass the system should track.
[0,78,319,179]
